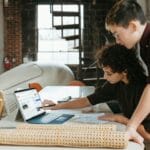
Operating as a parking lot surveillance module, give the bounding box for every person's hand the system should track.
[41,99,57,109]
[126,126,144,147]
[97,113,124,122]
[99,114,144,148]
[81,107,94,113]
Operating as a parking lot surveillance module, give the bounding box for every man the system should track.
[105,0,150,147]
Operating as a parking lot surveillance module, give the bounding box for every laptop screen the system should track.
[14,88,45,121]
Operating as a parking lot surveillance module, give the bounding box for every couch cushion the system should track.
[0,63,42,91]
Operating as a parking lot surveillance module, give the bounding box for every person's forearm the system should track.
[127,84,150,129]
[116,115,129,125]
[137,125,150,141]
[53,97,91,109]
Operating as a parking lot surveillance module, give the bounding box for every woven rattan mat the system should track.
[17,123,117,131]
[0,124,128,148]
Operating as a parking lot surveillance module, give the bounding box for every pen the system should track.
[58,96,72,103]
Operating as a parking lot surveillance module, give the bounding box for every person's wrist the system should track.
[54,103,63,109]
[126,125,136,133]
[126,121,138,130]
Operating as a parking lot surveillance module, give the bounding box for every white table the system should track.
[39,85,95,102]
[0,111,143,150]
[0,86,143,150]
[0,142,142,150]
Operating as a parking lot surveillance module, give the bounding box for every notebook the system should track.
[14,88,74,124]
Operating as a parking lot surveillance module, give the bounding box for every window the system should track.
[37,4,84,64]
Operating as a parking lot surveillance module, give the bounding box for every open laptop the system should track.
[14,88,74,124]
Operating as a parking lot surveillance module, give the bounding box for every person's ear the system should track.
[128,21,138,32]
[123,69,128,76]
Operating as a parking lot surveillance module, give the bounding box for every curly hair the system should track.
[96,44,146,83]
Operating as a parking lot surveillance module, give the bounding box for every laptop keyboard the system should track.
[40,113,61,123]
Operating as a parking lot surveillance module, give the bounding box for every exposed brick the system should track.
[3,1,22,70]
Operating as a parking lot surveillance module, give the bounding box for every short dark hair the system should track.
[96,44,146,83]
[105,0,146,27]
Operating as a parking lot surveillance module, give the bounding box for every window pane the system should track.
[38,5,52,28]
[63,29,79,37]
[63,17,79,25]
[53,17,61,26]
[37,52,79,64]
[53,5,61,11]
[38,39,68,52]
[63,5,78,12]
[38,29,61,40]
[37,4,83,65]
[68,40,79,50]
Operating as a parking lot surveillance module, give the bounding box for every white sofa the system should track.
[0,61,74,92]
[0,61,74,120]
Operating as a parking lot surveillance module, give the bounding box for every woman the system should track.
[42,44,150,142]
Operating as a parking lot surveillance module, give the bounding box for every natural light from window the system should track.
[37,5,83,64]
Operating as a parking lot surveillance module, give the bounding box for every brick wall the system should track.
[3,0,22,70]
[0,1,4,73]
[83,0,115,65]
[21,1,37,62]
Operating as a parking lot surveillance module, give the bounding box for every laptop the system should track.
[14,88,74,124]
